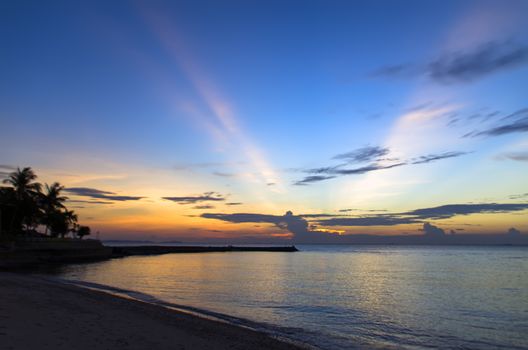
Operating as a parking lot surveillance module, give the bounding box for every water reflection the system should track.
[49,246,528,349]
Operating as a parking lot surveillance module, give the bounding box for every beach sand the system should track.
[0,273,304,350]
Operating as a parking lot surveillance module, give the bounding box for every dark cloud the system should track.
[428,42,528,83]
[66,199,114,205]
[372,41,528,84]
[470,115,528,137]
[332,163,406,175]
[318,215,419,226]
[65,187,143,201]
[202,205,528,244]
[338,208,387,213]
[333,146,390,163]
[295,147,466,185]
[411,151,468,164]
[294,175,336,186]
[193,205,215,210]
[204,202,528,234]
[267,182,276,186]
[405,203,528,219]
[225,202,243,206]
[296,163,406,185]
[303,165,341,175]
[421,222,445,236]
[202,211,333,243]
[498,152,528,162]
[338,208,357,212]
[163,191,225,204]
[201,212,282,224]
[509,193,528,200]
[462,108,528,138]
[508,227,521,236]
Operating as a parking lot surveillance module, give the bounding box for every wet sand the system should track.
[0,273,305,350]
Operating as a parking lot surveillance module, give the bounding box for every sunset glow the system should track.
[1,0,527,242]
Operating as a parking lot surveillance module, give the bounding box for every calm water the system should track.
[47,246,528,349]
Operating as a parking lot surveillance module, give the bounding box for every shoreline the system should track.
[0,239,298,268]
[0,272,310,350]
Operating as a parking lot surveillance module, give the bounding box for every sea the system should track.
[43,245,528,349]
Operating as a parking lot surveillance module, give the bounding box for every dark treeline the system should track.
[0,167,90,239]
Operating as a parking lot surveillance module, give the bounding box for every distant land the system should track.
[101,233,528,246]
[289,232,528,245]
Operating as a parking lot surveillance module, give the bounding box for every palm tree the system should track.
[3,167,42,200]
[2,167,42,233]
[63,209,78,238]
[41,182,68,234]
[42,183,67,210]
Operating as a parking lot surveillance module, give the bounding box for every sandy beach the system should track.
[0,273,304,350]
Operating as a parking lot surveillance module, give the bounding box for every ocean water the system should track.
[48,245,528,349]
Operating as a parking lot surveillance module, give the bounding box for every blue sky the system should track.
[1,0,527,241]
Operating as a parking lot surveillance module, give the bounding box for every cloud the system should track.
[474,118,528,137]
[193,205,215,210]
[201,211,335,243]
[65,187,144,201]
[66,199,114,205]
[318,215,419,226]
[225,202,243,206]
[497,152,528,162]
[201,203,528,244]
[405,203,528,219]
[295,147,467,185]
[411,151,468,164]
[203,202,528,235]
[295,163,406,185]
[333,146,390,163]
[313,203,528,226]
[428,41,528,83]
[509,193,528,199]
[507,227,521,236]
[201,212,282,224]
[163,191,225,204]
[333,163,407,175]
[372,41,528,84]
[338,208,387,213]
[212,171,235,177]
[464,108,528,138]
[294,175,336,186]
[421,222,445,236]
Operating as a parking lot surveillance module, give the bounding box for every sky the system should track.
[1,0,527,242]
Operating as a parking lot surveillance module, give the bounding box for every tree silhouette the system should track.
[1,167,91,241]
[77,226,91,239]
[63,209,78,238]
[2,167,42,233]
[41,182,68,235]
